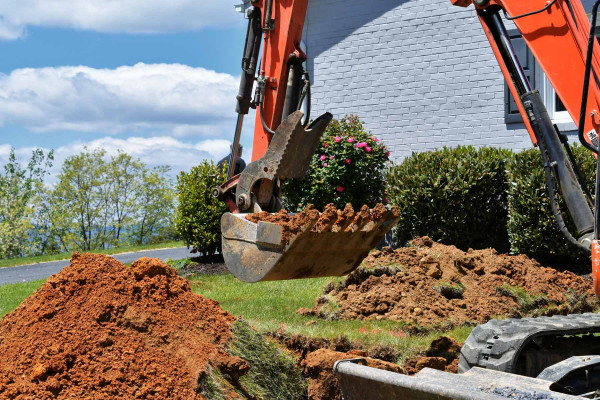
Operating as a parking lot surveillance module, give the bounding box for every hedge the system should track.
[387,144,595,268]
[175,161,228,255]
[387,146,512,252]
[507,145,594,267]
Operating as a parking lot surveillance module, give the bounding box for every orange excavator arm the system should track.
[451,0,600,293]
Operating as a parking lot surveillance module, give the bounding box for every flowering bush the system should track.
[282,115,389,211]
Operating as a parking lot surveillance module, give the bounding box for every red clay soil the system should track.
[245,203,399,245]
[403,336,462,375]
[302,348,404,400]
[0,253,245,399]
[301,237,596,326]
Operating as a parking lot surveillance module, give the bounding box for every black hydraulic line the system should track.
[503,0,557,20]
[260,101,276,136]
[542,149,591,251]
[577,0,600,154]
[229,7,262,180]
[481,8,594,246]
[556,127,594,205]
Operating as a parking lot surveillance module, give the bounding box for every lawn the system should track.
[0,279,45,318]
[0,241,185,268]
[0,267,474,361]
[191,273,473,360]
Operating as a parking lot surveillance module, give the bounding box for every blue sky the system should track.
[0,1,255,177]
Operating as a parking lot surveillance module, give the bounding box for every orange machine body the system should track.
[250,0,309,162]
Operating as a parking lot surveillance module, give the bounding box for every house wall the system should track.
[303,0,591,161]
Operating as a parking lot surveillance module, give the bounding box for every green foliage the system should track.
[0,149,53,258]
[496,284,549,314]
[282,115,389,211]
[51,148,175,252]
[507,145,594,267]
[175,160,227,255]
[388,146,512,251]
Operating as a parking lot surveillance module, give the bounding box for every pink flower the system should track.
[323,162,328,167]
[330,155,334,159]
[335,136,342,143]
[374,138,380,142]
[384,197,389,203]
[345,158,351,164]
[385,151,390,158]
[356,142,367,148]
[347,137,354,143]
[320,155,326,161]
[337,186,344,192]
[323,144,329,148]
[365,146,372,152]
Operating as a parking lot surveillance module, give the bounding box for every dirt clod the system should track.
[302,349,403,400]
[0,253,240,399]
[303,237,597,326]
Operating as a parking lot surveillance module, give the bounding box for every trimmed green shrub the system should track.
[507,144,594,267]
[175,161,228,255]
[388,146,512,252]
[282,115,389,211]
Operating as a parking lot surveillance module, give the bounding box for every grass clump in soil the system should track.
[496,284,548,315]
[433,281,465,300]
[229,319,306,400]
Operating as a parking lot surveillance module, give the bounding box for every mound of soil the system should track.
[246,203,399,245]
[301,237,596,326]
[0,253,246,399]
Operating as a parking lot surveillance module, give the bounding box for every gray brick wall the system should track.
[303,0,585,161]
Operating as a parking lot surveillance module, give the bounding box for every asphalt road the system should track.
[0,247,192,286]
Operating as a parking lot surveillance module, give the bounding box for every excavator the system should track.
[213,0,600,397]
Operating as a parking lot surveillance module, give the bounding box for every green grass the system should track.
[191,273,473,360]
[0,241,185,268]
[0,279,45,318]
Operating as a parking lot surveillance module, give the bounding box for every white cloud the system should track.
[0,63,239,136]
[2,136,235,184]
[0,0,241,40]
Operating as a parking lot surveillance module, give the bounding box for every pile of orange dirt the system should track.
[246,203,399,245]
[0,253,289,399]
[299,237,597,327]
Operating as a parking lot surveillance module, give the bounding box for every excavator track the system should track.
[459,313,600,377]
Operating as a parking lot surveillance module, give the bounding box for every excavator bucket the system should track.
[221,204,399,282]
[219,110,400,282]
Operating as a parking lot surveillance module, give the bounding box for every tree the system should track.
[0,149,53,258]
[109,152,144,243]
[131,166,175,245]
[52,148,107,251]
[51,148,175,252]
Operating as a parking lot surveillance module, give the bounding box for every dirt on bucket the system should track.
[299,237,597,327]
[246,203,399,245]
[0,253,296,399]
